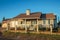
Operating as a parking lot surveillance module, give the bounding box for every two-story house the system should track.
[2,9,57,33]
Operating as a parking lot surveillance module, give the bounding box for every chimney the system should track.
[26,9,30,15]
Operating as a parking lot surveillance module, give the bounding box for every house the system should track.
[2,9,57,33]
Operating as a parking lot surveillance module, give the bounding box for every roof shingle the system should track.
[14,12,42,19]
[14,12,56,19]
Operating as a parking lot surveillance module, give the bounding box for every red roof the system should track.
[14,12,56,19]
[2,19,10,23]
[41,13,56,19]
[14,12,42,19]
[3,12,56,22]
[46,13,56,19]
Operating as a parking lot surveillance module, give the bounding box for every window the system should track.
[43,20,45,24]
[48,19,50,24]
[21,21,23,24]
[21,21,25,24]
[32,21,37,24]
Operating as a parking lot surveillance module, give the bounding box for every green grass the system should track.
[2,31,60,40]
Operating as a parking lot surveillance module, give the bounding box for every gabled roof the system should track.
[14,12,56,19]
[3,19,10,21]
[46,13,56,19]
[3,12,56,22]
[41,13,56,19]
[2,19,10,23]
[14,12,42,19]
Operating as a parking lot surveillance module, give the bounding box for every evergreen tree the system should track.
[3,17,5,21]
[58,21,60,26]
[0,22,2,27]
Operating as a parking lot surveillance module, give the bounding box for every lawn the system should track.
[1,31,60,40]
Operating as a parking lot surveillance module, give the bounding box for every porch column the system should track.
[15,21,17,32]
[25,19,27,33]
[7,20,10,31]
[7,23,10,30]
[50,24,52,34]
[37,19,39,32]
[15,25,17,32]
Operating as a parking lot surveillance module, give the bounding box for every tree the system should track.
[57,21,60,32]
[57,21,60,28]
[0,22,2,27]
[58,21,60,25]
[3,17,5,21]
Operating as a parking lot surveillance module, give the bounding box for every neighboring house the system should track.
[2,9,57,32]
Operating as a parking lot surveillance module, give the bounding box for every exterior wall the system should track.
[9,19,23,27]
[38,19,54,28]
[2,19,56,29]
[45,20,49,28]
[26,21,31,27]
[9,19,55,28]
[50,20,54,24]
[45,20,49,25]
[26,21,31,24]
[18,19,23,27]
[50,19,54,28]
[10,21,16,27]
[2,23,8,28]
[38,20,43,25]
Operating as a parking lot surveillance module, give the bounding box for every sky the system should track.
[0,0,60,22]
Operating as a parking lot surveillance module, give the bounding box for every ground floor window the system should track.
[31,20,37,24]
[43,19,46,24]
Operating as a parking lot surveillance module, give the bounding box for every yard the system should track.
[1,31,60,40]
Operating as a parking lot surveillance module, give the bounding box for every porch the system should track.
[6,19,53,33]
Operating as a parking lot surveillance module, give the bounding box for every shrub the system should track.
[58,27,60,33]
[53,27,58,32]
[39,27,46,31]
[2,31,15,38]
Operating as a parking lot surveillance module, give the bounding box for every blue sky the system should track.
[0,0,60,22]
